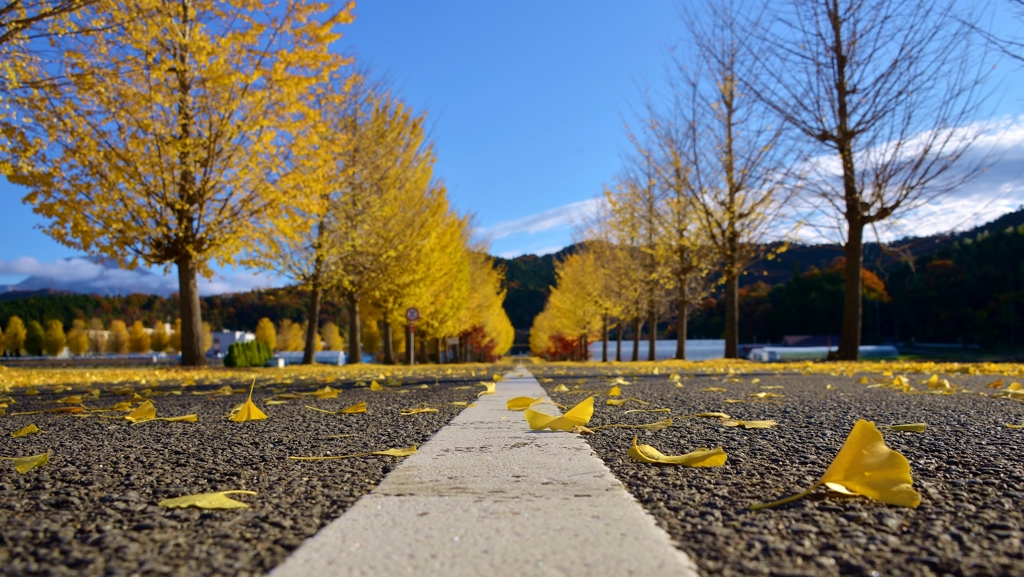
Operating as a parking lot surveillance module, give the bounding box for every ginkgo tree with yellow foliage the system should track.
[6,0,353,365]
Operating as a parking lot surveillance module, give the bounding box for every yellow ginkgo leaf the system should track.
[524,397,594,431]
[552,384,569,392]
[370,381,383,392]
[341,401,367,414]
[477,382,496,397]
[752,419,920,510]
[311,386,339,399]
[3,452,50,474]
[492,374,504,382]
[988,379,1004,388]
[11,424,41,437]
[724,399,745,403]
[400,408,439,415]
[857,377,870,384]
[605,385,622,397]
[507,396,543,410]
[265,400,289,405]
[627,437,727,467]
[721,419,777,429]
[290,446,417,461]
[125,400,156,423]
[885,423,926,433]
[230,380,267,422]
[1009,382,1023,391]
[701,387,727,392]
[751,378,761,384]
[214,385,235,395]
[57,395,83,404]
[694,412,730,419]
[24,387,39,395]
[610,377,630,386]
[159,490,257,510]
[1006,423,1024,429]
[825,384,835,390]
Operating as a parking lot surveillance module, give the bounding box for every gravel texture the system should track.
[534,366,1024,577]
[0,368,495,577]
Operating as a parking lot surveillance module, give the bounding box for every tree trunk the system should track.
[615,320,622,362]
[383,320,395,364]
[839,221,864,360]
[176,255,205,367]
[676,293,687,360]
[418,336,428,364]
[648,307,657,361]
[601,314,608,362]
[631,316,641,362]
[302,283,321,364]
[582,334,589,361]
[406,324,415,365]
[346,294,361,364]
[724,272,739,358]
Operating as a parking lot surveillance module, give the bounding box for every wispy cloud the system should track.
[0,256,283,297]
[479,198,602,240]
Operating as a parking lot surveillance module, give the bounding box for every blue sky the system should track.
[2,1,1024,291]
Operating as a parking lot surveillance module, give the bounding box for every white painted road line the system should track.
[269,368,699,577]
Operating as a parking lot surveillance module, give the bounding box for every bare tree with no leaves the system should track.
[746,0,990,359]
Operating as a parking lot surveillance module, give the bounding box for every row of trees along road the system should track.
[531,0,990,361]
[1,1,513,366]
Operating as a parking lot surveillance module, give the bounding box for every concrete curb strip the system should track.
[268,367,700,577]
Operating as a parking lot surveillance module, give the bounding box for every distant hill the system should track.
[494,244,581,342]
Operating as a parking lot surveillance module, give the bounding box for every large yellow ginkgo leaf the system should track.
[524,397,594,431]
[627,437,726,467]
[752,419,921,510]
[159,490,257,509]
[230,380,267,422]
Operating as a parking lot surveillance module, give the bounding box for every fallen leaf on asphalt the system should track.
[24,387,39,395]
[540,378,553,383]
[1009,382,1023,391]
[11,424,40,437]
[885,423,927,433]
[624,408,671,414]
[289,446,417,460]
[724,399,745,403]
[721,419,777,429]
[56,395,83,404]
[552,384,569,392]
[752,419,920,510]
[2,452,50,474]
[341,401,367,414]
[627,437,727,467]
[825,384,835,390]
[693,412,731,419]
[590,418,673,432]
[701,387,727,392]
[265,400,289,405]
[370,381,384,392]
[400,408,439,415]
[125,400,156,423]
[229,380,267,422]
[749,392,784,399]
[507,396,543,410]
[477,382,496,397]
[159,490,257,510]
[311,386,340,399]
[492,374,504,382]
[606,397,649,406]
[1007,423,1024,428]
[988,379,1004,388]
[857,377,870,384]
[610,377,630,386]
[525,396,594,431]
[606,385,622,397]
[214,385,235,395]
[751,378,761,384]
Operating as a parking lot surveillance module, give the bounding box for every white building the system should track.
[209,330,256,357]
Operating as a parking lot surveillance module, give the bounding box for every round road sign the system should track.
[405,307,420,322]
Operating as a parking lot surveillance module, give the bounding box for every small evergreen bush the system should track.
[224,340,273,367]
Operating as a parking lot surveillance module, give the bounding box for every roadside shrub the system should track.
[224,340,273,367]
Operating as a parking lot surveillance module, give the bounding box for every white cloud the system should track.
[0,256,283,296]
[784,115,1024,244]
[479,198,602,240]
